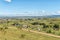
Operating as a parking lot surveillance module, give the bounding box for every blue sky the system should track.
[0,0,60,16]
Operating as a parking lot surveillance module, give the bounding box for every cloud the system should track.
[41,10,45,13]
[56,10,60,13]
[5,0,12,2]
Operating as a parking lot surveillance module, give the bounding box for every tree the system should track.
[43,24,49,28]
[39,23,45,25]
[53,24,59,30]
[31,22,40,25]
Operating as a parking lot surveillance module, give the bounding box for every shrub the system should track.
[43,24,49,28]
[12,23,20,26]
[4,27,8,29]
[39,23,45,25]
[53,24,59,30]
[20,34,26,38]
[0,27,3,31]
[46,29,51,33]
[31,22,40,25]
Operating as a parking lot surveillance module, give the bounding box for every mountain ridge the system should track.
[0,15,60,19]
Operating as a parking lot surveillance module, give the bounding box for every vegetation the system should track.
[0,27,60,40]
[0,18,60,40]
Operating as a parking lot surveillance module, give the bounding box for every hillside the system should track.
[0,27,60,40]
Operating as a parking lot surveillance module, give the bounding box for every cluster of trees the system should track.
[31,21,60,34]
[11,21,60,34]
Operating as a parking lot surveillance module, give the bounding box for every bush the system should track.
[39,23,45,25]
[43,24,49,28]
[20,34,26,38]
[31,22,39,25]
[46,29,51,33]
[12,23,20,26]
[0,27,3,31]
[4,27,8,29]
[53,24,59,30]
[0,27,7,35]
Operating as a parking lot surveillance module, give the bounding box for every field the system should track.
[0,18,60,40]
[0,27,60,40]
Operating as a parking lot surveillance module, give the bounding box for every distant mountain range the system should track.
[0,15,60,19]
[42,15,60,18]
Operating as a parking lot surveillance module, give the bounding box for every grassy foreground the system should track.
[0,27,60,40]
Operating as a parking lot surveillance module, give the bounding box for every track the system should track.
[8,27,60,38]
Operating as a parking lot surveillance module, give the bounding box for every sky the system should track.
[0,0,60,16]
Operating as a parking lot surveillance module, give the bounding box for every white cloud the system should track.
[5,0,12,2]
[56,10,60,13]
[41,10,45,13]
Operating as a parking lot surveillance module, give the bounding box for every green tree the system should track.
[53,24,59,30]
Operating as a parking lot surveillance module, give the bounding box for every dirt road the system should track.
[8,27,60,38]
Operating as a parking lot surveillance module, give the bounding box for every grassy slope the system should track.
[0,27,60,40]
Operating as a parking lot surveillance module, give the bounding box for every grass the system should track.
[0,18,60,40]
[0,27,60,40]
